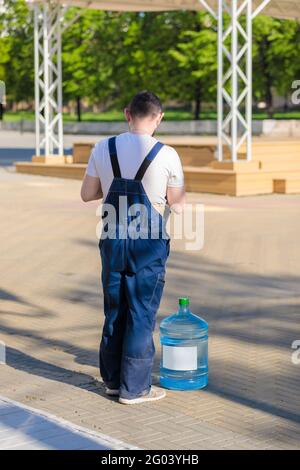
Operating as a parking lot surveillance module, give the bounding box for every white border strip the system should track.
[0,394,140,450]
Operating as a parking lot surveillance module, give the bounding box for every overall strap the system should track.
[134,141,164,181]
[108,136,121,178]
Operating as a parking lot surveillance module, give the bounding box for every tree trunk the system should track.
[194,79,202,120]
[260,39,273,118]
[265,76,273,118]
[0,103,3,121]
[76,96,81,122]
[283,93,289,113]
[193,13,202,121]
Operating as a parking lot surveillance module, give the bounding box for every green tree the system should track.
[267,19,300,109]
[0,0,34,108]
[115,11,194,107]
[2,1,300,121]
[169,12,217,119]
[62,8,119,121]
[252,16,281,117]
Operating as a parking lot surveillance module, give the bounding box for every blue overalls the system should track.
[99,136,170,399]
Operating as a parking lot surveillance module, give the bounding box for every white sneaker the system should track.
[105,387,119,396]
[119,386,166,405]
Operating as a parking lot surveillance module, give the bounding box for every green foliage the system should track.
[0,0,34,105]
[252,16,300,115]
[0,1,299,118]
[169,12,217,118]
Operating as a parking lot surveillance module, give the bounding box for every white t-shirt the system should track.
[86,132,184,206]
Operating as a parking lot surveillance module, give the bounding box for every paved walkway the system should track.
[0,165,300,449]
[0,396,136,450]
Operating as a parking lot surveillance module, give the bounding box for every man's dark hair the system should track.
[128,91,162,118]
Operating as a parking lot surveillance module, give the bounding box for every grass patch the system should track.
[3,109,300,122]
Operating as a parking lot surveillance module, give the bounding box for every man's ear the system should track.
[157,112,164,126]
[124,108,131,122]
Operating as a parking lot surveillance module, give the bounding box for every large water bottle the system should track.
[160,297,208,390]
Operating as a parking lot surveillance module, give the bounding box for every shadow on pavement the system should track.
[1,249,300,428]
[5,346,111,402]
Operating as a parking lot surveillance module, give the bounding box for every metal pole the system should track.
[34,3,40,156]
[217,0,223,161]
[252,0,271,19]
[198,0,218,20]
[199,0,259,163]
[49,21,53,155]
[33,0,65,157]
[246,0,253,161]
[43,1,50,156]
[231,0,238,162]
[57,7,64,156]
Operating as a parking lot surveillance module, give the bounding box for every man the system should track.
[81,91,185,404]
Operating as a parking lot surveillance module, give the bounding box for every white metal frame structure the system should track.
[33,1,64,156]
[29,0,293,161]
[199,0,271,161]
[218,0,253,161]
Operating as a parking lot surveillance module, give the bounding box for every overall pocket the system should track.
[149,273,166,313]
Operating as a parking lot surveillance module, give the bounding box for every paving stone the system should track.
[0,167,300,449]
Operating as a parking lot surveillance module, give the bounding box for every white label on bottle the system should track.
[162,345,197,371]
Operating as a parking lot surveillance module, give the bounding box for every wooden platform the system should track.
[73,137,218,167]
[16,161,86,180]
[15,137,300,196]
[274,176,300,194]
